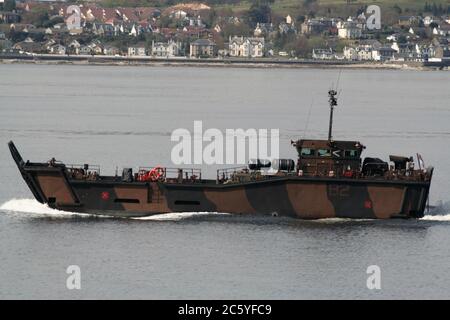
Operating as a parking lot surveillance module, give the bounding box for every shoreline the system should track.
[0,54,447,71]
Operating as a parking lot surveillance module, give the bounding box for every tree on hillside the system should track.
[22,9,50,28]
[222,23,252,39]
[3,0,17,12]
[393,4,402,15]
[245,1,272,27]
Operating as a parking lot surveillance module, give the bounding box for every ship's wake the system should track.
[0,198,93,217]
[133,212,227,221]
[421,201,450,221]
[0,198,227,221]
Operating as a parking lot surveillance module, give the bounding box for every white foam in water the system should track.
[0,198,227,221]
[421,201,450,221]
[0,198,93,217]
[421,214,450,221]
[133,212,227,221]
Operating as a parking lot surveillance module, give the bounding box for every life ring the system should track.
[147,166,164,182]
[137,166,164,182]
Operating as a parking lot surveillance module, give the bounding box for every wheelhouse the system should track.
[294,139,365,176]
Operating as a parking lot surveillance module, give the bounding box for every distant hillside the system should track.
[100,0,450,18]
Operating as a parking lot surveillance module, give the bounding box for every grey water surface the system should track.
[0,64,449,299]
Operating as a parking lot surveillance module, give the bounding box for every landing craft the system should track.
[8,91,433,219]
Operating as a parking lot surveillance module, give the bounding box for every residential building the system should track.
[398,16,422,27]
[68,40,81,53]
[0,37,12,50]
[189,39,216,58]
[301,18,336,35]
[88,41,103,55]
[372,47,396,61]
[312,48,336,60]
[170,10,187,19]
[430,38,450,59]
[103,45,120,56]
[151,40,182,57]
[286,15,293,25]
[128,45,146,56]
[279,22,297,35]
[0,12,20,24]
[337,19,363,39]
[78,45,92,55]
[391,42,422,61]
[423,16,435,27]
[253,23,274,37]
[13,41,43,53]
[228,36,265,58]
[93,23,115,37]
[343,42,380,61]
[49,44,66,55]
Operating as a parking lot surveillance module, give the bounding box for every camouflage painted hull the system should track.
[14,162,430,219]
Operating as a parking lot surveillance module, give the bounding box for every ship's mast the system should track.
[327,89,338,141]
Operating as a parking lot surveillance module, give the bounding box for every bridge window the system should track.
[344,150,358,158]
[318,149,331,157]
[300,148,315,156]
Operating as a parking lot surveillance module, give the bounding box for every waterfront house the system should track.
[343,46,358,60]
[372,47,396,61]
[0,38,12,50]
[103,45,120,56]
[189,39,216,58]
[87,41,104,55]
[68,40,81,52]
[430,38,450,59]
[78,45,92,55]
[43,39,56,50]
[343,41,381,61]
[312,48,336,60]
[151,40,182,57]
[128,45,147,56]
[391,42,421,61]
[228,36,265,58]
[13,41,44,53]
[49,44,66,55]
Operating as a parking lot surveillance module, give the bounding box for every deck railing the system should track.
[65,164,101,180]
[138,167,202,183]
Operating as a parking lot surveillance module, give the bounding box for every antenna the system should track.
[327,89,338,141]
[303,98,314,138]
[328,67,343,141]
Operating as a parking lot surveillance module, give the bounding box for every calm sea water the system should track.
[0,64,449,299]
